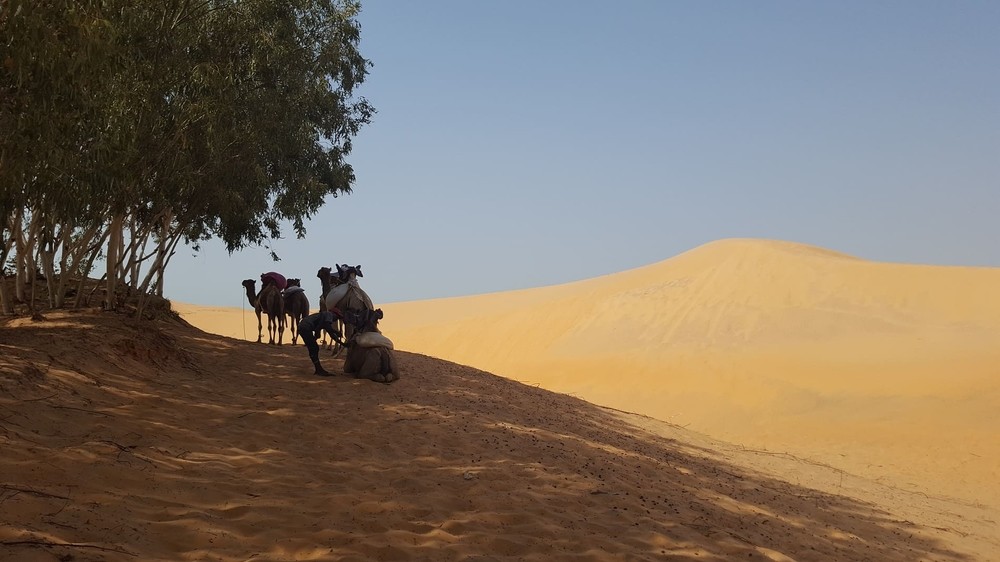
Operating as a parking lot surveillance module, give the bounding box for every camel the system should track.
[241,279,264,343]
[317,266,348,354]
[259,280,286,345]
[323,264,374,345]
[283,278,310,345]
[341,307,399,383]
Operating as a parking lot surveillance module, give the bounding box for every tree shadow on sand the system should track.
[0,311,984,561]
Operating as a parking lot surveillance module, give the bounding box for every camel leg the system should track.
[256,310,263,343]
[358,348,394,383]
[385,349,400,383]
[318,297,328,347]
[328,318,343,356]
[358,352,378,381]
[278,308,285,345]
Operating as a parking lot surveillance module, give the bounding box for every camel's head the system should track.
[317,267,332,282]
[344,307,383,334]
[241,279,256,291]
[336,264,363,283]
[287,278,301,288]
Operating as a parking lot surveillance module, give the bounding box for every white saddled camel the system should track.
[317,266,346,353]
[324,264,374,346]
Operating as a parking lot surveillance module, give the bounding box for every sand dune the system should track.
[162,237,1000,557]
[364,239,1000,511]
[2,309,996,560]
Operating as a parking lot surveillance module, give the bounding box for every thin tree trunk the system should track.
[39,221,60,309]
[16,211,41,312]
[105,213,125,310]
[154,210,172,298]
[74,228,111,308]
[56,223,99,308]
[53,224,73,308]
[0,225,13,315]
[155,227,184,297]
[136,212,184,318]
[13,211,26,303]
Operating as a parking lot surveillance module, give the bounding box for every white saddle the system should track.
[355,332,394,350]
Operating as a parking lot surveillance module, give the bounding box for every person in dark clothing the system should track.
[298,310,343,376]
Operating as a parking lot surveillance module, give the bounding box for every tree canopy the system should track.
[0,0,374,315]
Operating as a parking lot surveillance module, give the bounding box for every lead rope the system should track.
[241,291,247,341]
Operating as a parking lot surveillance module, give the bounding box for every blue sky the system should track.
[167,1,1000,307]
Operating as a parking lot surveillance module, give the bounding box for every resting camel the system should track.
[323,264,374,345]
[241,279,264,343]
[342,307,399,383]
[283,278,310,345]
[259,279,286,345]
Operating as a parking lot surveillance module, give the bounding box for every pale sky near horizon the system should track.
[166,1,1000,308]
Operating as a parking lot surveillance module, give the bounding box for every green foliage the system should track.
[0,0,374,313]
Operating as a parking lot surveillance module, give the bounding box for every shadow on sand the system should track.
[0,311,978,561]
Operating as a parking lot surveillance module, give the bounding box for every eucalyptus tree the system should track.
[1,0,374,315]
[0,0,123,312]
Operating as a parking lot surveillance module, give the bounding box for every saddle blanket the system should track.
[261,272,286,290]
[325,283,350,306]
[355,332,394,350]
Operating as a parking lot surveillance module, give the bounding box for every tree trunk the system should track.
[53,224,72,308]
[54,222,98,308]
[154,210,172,298]
[13,212,26,303]
[39,221,60,309]
[16,211,41,311]
[105,213,125,310]
[136,211,181,318]
[0,226,13,315]
[156,230,184,298]
[74,228,111,308]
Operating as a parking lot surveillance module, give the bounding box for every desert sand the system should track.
[3,238,998,560]
[378,239,1000,509]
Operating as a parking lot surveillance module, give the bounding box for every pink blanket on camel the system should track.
[261,272,286,290]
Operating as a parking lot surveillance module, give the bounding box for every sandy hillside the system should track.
[368,239,1000,509]
[2,309,996,560]
[177,238,1000,516]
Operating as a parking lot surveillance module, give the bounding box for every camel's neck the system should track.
[320,276,331,296]
[244,286,256,305]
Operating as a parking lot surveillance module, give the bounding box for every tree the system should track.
[0,0,375,315]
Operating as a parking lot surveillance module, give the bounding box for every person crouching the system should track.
[298,310,343,376]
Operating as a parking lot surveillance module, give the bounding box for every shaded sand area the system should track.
[1,309,995,560]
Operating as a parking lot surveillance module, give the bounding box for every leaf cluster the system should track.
[1,0,375,250]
